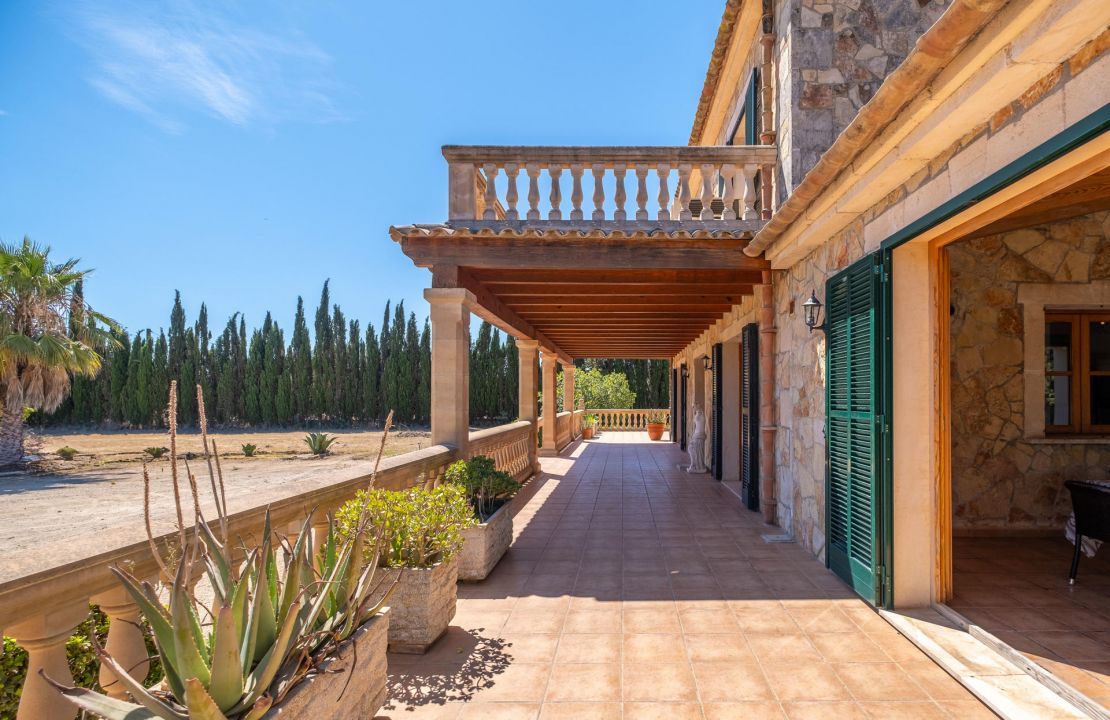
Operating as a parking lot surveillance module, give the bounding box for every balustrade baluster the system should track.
[742,166,758,220]
[10,603,90,720]
[635,167,649,221]
[591,166,606,221]
[613,164,627,222]
[700,163,715,220]
[678,164,692,221]
[549,167,563,220]
[570,165,584,221]
[504,164,520,220]
[656,164,671,221]
[721,163,738,220]
[482,163,499,220]
[526,163,541,221]
[94,586,151,700]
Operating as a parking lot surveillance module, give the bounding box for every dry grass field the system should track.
[26,427,432,474]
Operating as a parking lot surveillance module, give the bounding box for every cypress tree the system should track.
[503,334,518,418]
[290,297,312,420]
[151,331,168,426]
[332,304,347,421]
[381,302,407,422]
[417,318,431,424]
[404,312,420,423]
[108,329,130,422]
[245,328,264,424]
[195,303,213,422]
[125,333,143,424]
[347,319,363,420]
[178,328,198,425]
[363,323,381,422]
[137,329,153,425]
[313,282,334,418]
[260,314,281,424]
[168,291,187,411]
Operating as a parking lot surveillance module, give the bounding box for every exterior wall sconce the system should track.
[702,355,714,371]
[802,290,826,332]
[681,365,689,380]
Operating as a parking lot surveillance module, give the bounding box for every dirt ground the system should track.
[25,426,432,474]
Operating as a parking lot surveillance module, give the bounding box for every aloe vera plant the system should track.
[42,387,398,720]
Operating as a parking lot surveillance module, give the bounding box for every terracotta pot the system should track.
[459,501,513,581]
[264,610,388,718]
[582,426,595,440]
[646,423,665,441]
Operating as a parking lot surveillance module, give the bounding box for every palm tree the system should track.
[0,238,118,466]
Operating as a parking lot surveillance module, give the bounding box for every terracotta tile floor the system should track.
[382,434,993,719]
[952,536,1110,708]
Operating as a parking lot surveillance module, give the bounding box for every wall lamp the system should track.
[802,290,826,332]
[702,355,714,371]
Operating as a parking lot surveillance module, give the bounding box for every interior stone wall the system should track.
[776,0,950,193]
[949,211,1110,531]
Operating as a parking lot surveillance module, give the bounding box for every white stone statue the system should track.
[686,406,708,474]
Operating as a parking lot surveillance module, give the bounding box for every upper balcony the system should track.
[430,144,777,237]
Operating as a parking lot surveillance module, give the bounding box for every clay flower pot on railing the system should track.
[645,411,668,441]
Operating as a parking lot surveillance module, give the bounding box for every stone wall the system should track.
[775,0,950,194]
[949,212,1110,531]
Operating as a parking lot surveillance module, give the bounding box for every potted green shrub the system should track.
[582,414,599,440]
[339,483,473,654]
[44,383,396,720]
[446,455,522,581]
[645,410,667,441]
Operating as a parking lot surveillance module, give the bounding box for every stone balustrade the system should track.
[445,145,777,226]
[1,430,536,720]
[591,409,671,432]
[556,410,573,450]
[467,420,535,484]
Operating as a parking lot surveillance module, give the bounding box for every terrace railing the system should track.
[556,410,573,450]
[2,425,536,719]
[468,420,535,483]
[445,145,777,227]
[591,409,671,432]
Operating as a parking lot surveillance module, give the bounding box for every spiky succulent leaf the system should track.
[183,678,231,720]
[38,670,166,720]
[232,598,303,714]
[207,603,245,711]
[169,562,211,689]
[91,644,188,720]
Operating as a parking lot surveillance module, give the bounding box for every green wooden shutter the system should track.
[741,323,760,511]
[745,68,760,145]
[711,343,723,480]
[825,254,887,605]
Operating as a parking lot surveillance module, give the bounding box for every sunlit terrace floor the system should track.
[952,536,1110,709]
[383,433,994,719]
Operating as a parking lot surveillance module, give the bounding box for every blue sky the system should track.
[0,0,722,337]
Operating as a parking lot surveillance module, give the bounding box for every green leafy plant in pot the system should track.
[582,414,599,440]
[645,410,668,441]
[444,455,521,522]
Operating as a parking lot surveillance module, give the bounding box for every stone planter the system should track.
[458,501,513,582]
[265,609,389,719]
[646,423,665,441]
[380,558,457,653]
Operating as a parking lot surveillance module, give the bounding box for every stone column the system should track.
[561,363,575,412]
[759,271,778,525]
[92,586,151,699]
[9,602,91,720]
[425,288,474,458]
[540,350,557,456]
[516,338,541,473]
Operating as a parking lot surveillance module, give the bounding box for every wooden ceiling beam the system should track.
[514,303,733,313]
[505,294,748,306]
[400,236,771,271]
[430,266,573,364]
[488,283,755,296]
[470,268,764,284]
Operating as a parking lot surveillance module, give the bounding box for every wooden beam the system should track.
[513,303,734,313]
[401,236,771,271]
[490,283,755,297]
[505,294,750,306]
[471,268,764,284]
[431,266,573,365]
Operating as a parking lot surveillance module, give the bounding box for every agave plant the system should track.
[241,443,258,457]
[42,389,397,720]
[303,432,337,456]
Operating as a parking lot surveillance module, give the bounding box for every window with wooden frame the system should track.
[1045,311,1110,435]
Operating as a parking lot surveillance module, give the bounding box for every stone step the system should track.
[881,606,1093,719]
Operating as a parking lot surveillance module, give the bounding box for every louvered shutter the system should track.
[711,343,723,480]
[740,323,759,511]
[680,365,688,451]
[825,254,885,605]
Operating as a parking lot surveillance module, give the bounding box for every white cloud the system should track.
[70,1,345,131]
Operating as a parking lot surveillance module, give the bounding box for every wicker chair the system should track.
[1065,480,1110,584]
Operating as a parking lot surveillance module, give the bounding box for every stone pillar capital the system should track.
[515,337,540,351]
[423,287,477,310]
